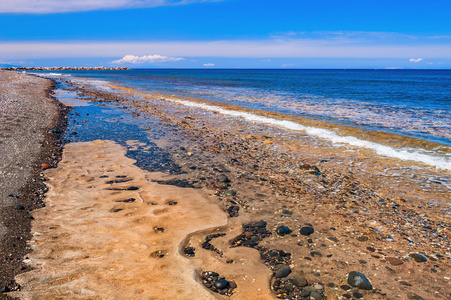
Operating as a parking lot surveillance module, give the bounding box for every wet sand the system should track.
[5,74,451,299]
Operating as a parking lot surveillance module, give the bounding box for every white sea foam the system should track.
[167,98,451,171]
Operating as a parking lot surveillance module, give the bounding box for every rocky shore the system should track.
[2,73,450,299]
[0,71,67,298]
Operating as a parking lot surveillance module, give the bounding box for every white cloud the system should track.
[1,41,451,60]
[281,64,294,67]
[409,58,423,62]
[0,0,220,14]
[111,54,184,64]
[203,63,215,67]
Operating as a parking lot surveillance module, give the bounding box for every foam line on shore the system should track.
[168,98,451,171]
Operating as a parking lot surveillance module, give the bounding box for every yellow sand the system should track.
[12,140,275,299]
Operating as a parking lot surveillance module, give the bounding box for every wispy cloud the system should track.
[203,63,215,67]
[271,31,417,43]
[0,0,221,14]
[281,64,294,67]
[409,58,423,63]
[1,40,451,60]
[112,54,184,64]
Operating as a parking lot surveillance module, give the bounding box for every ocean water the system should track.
[32,69,451,171]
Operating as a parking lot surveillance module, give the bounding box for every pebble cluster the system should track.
[201,271,237,296]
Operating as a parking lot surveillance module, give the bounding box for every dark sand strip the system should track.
[0,71,66,297]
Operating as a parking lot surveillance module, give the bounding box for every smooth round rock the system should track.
[386,257,404,265]
[288,274,308,287]
[214,279,229,289]
[299,226,314,236]
[276,225,292,236]
[224,190,236,196]
[14,204,25,210]
[217,174,230,182]
[274,266,291,278]
[41,163,50,169]
[310,291,323,300]
[410,253,427,263]
[347,271,372,290]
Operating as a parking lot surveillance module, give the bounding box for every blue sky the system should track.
[1,0,450,68]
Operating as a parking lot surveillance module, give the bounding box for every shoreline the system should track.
[2,71,450,299]
[0,71,68,297]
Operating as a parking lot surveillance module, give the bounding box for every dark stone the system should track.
[276,225,292,236]
[310,251,323,257]
[300,226,314,236]
[353,292,364,299]
[255,220,267,228]
[356,236,369,242]
[281,209,292,217]
[310,291,323,300]
[410,253,427,262]
[224,190,236,196]
[342,293,352,299]
[228,281,237,289]
[115,198,136,203]
[214,279,229,289]
[14,204,25,210]
[326,283,335,288]
[217,174,230,182]
[274,266,291,278]
[1,286,10,293]
[289,274,308,287]
[340,285,351,291]
[347,271,372,290]
[243,235,259,246]
[400,281,412,286]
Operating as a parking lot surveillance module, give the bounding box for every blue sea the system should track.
[33,69,451,171]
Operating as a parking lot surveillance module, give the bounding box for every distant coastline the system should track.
[1,66,131,71]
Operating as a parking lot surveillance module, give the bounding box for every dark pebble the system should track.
[300,226,314,236]
[14,204,25,210]
[310,291,323,300]
[356,236,369,242]
[115,198,136,203]
[410,253,427,262]
[289,274,308,287]
[347,271,372,290]
[214,279,229,289]
[310,251,323,257]
[276,225,292,236]
[353,292,364,299]
[274,266,291,278]
[340,285,351,291]
[217,174,230,182]
[224,190,236,196]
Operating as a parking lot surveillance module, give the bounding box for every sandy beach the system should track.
[1,71,450,299]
